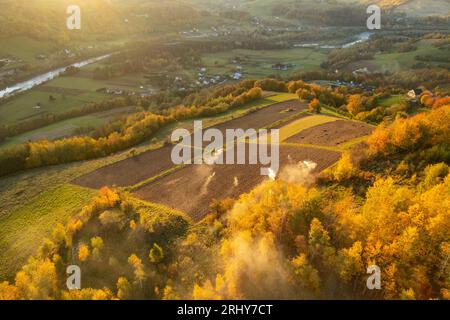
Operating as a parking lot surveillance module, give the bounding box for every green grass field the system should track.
[371,40,449,72]
[201,48,327,79]
[0,56,152,127]
[0,90,109,126]
[378,95,406,107]
[0,184,96,279]
[0,36,55,65]
[0,106,139,149]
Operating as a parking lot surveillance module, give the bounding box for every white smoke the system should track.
[268,168,277,181]
[278,159,317,185]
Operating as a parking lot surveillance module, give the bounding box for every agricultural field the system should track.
[73,145,177,189]
[0,94,296,220]
[133,145,341,221]
[355,39,450,73]
[285,119,374,146]
[73,96,306,188]
[0,34,127,90]
[130,114,372,221]
[200,48,327,79]
[277,114,339,141]
[0,106,140,148]
[0,65,151,127]
[0,36,55,68]
[72,95,377,222]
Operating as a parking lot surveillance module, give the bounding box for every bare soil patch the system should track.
[285,120,373,146]
[212,99,307,133]
[73,145,176,189]
[133,145,340,221]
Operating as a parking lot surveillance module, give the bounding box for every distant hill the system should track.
[214,0,450,17]
[0,0,202,42]
[360,0,450,16]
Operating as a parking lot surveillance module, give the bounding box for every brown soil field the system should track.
[74,100,307,189]
[285,120,374,146]
[133,145,340,221]
[73,145,177,189]
[212,99,306,133]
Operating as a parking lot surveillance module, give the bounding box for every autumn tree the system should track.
[296,88,315,101]
[291,254,321,295]
[78,244,90,262]
[14,258,58,300]
[346,94,366,116]
[128,254,146,287]
[308,98,322,113]
[91,236,104,260]
[116,277,132,299]
[332,152,359,182]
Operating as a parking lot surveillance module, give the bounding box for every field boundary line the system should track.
[125,164,186,192]
[278,142,343,152]
[339,135,371,150]
[264,110,311,129]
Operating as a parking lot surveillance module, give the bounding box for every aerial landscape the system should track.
[0,0,449,303]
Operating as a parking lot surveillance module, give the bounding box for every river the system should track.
[0,53,112,99]
[1,32,372,99]
[293,32,373,49]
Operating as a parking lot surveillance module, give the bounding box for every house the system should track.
[272,63,294,71]
[352,67,369,76]
[407,89,423,100]
[231,72,242,80]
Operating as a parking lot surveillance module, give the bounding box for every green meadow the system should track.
[0,184,96,279]
[371,40,449,72]
[201,48,327,79]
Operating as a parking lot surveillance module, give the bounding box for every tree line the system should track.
[0,87,262,177]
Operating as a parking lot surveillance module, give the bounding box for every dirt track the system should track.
[285,120,373,146]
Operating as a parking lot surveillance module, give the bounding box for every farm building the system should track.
[407,88,423,99]
[272,63,295,71]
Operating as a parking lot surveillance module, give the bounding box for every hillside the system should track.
[0,0,449,303]
[0,77,449,299]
